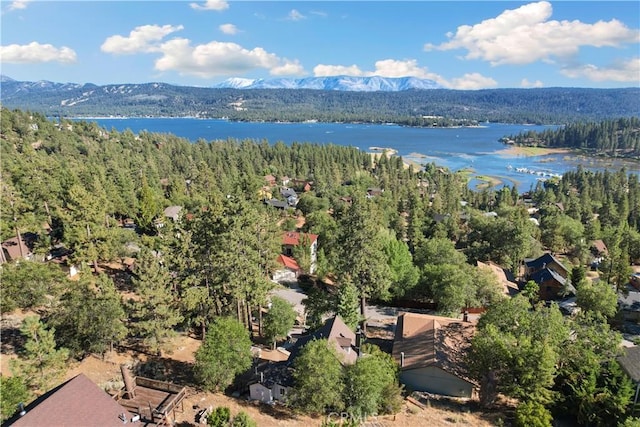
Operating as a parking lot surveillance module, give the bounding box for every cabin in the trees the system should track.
[0,233,36,264]
[4,374,133,427]
[272,254,301,283]
[524,253,573,300]
[281,231,318,274]
[392,312,476,398]
[264,174,277,187]
[619,284,640,322]
[477,260,519,297]
[248,315,358,404]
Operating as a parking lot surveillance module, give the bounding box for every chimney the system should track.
[400,351,405,367]
[260,372,264,383]
[120,365,136,399]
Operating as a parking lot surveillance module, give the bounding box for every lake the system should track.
[83,118,637,192]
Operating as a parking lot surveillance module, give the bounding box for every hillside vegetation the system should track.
[2,107,640,426]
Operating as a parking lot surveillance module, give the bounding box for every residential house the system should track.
[280,187,298,207]
[631,273,640,291]
[282,232,318,274]
[280,176,291,187]
[530,267,575,300]
[163,205,183,222]
[392,312,476,398]
[248,315,357,404]
[265,199,289,210]
[272,254,301,283]
[248,362,292,404]
[476,261,519,297]
[524,253,569,279]
[264,174,277,187]
[366,187,384,198]
[156,205,183,228]
[619,285,640,322]
[617,346,640,410]
[524,253,573,300]
[3,374,133,427]
[292,179,312,192]
[0,233,36,264]
[590,239,609,269]
[287,315,359,366]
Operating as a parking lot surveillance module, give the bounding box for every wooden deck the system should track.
[115,377,186,426]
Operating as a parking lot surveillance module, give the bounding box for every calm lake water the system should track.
[85,118,638,192]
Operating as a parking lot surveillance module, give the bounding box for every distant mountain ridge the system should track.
[213,75,442,91]
[1,75,638,124]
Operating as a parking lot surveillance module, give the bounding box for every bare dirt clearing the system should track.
[2,315,501,426]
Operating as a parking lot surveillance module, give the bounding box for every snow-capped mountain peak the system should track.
[213,75,442,91]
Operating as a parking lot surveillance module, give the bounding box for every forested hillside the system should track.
[505,117,640,158]
[2,77,639,124]
[2,107,640,426]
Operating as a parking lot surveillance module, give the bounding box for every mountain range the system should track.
[1,75,638,124]
[212,75,442,91]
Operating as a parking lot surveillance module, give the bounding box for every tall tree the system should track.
[291,339,345,414]
[263,296,297,349]
[10,316,69,394]
[51,273,126,358]
[194,317,253,392]
[343,343,401,419]
[468,296,569,408]
[335,197,393,330]
[129,247,182,353]
[336,277,362,331]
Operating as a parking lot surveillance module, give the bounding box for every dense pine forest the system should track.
[505,117,640,158]
[2,107,640,426]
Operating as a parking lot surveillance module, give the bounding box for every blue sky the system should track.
[1,1,639,89]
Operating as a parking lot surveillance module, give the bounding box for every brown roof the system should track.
[282,231,318,246]
[477,260,519,297]
[392,313,475,380]
[1,234,35,263]
[6,374,132,427]
[276,254,300,271]
[591,239,609,256]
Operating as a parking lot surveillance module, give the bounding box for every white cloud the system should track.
[271,60,305,76]
[310,10,328,18]
[0,41,76,64]
[9,0,31,10]
[449,73,498,90]
[561,57,640,82]
[219,23,239,35]
[190,0,228,11]
[521,78,544,88]
[154,39,304,78]
[425,1,640,66]
[101,24,183,55]
[314,64,365,77]
[313,58,497,89]
[287,9,306,21]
